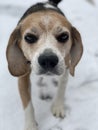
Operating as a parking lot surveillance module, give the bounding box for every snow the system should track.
[0,0,98,130]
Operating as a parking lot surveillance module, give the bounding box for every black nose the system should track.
[38,53,58,70]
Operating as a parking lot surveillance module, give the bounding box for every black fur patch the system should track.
[49,0,62,6]
[40,94,53,100]
[18,1,64,23]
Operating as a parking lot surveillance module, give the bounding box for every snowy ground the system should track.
[0,0,98,130]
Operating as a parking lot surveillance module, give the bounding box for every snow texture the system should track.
[0,0,98,130]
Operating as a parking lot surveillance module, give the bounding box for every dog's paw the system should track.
[51,102,65,118]
[25,123,38,130]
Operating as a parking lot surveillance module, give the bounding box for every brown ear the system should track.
[66,27,83,76]
[6,26,30,77]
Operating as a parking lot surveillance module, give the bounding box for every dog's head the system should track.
[6,0,83,77]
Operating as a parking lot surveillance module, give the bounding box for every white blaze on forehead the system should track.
[44,3,57,10]
[41,15,53,27]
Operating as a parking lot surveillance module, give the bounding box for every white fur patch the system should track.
[44,3,57,10]
[25,101,38,130]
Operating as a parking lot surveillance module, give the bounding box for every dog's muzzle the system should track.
[38,50,59,75]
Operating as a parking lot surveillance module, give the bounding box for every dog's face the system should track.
[20,11,72,75]
[6,10,83,77]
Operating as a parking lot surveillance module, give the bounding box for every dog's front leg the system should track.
[51,69,69,118]
[18,73,38,130]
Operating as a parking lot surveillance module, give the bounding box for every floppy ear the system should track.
[6,26,30,77]
[65,27,83,76]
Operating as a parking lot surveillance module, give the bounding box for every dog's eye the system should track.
[24,33,38,44]
[56,32,69,43]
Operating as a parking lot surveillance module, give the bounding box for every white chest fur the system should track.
[30,73,59,100]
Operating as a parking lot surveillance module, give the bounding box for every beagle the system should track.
[6,0,83,130]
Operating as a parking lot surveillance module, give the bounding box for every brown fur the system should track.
[18,72,31,108]
[65,27,83,76]
[6,27,31,77]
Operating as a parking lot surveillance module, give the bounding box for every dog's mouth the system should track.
[40,71,57,76]
[37,67,63,76]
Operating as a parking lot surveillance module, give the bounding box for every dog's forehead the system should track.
[20,11,71,32]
